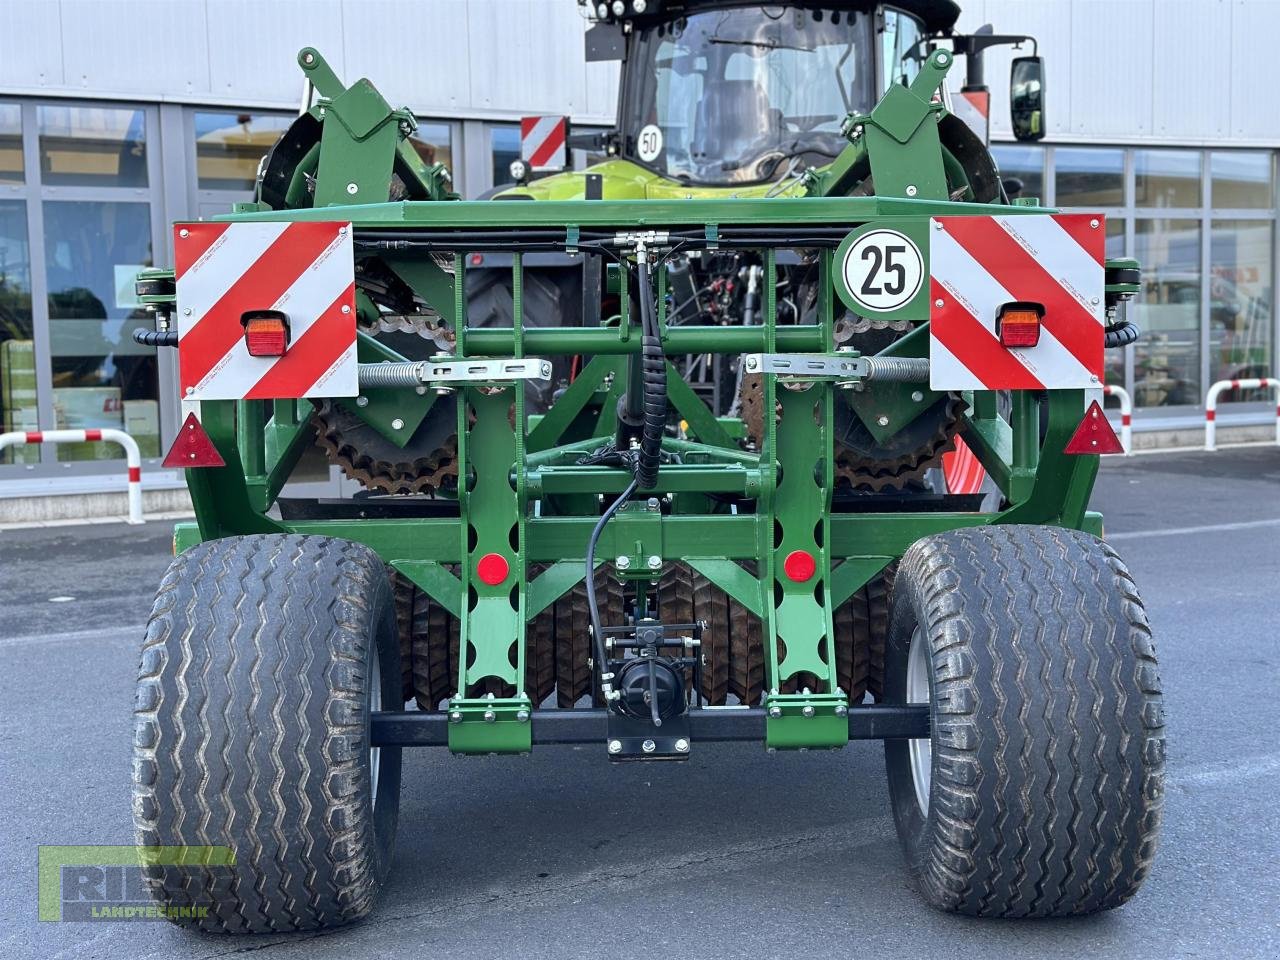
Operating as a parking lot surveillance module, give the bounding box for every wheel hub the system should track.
[906,625,932,816]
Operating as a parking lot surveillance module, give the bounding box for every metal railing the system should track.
[1204,378,1280,452]
[1102,384,1133,455]
[0,429,145,524]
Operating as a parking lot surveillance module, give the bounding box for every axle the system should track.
[369,704,930,747]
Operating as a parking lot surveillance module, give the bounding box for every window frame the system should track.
[0,98,171,479]
[999,141,1279,419]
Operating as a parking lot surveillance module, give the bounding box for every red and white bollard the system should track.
[1204,378,1280,452]
[0,429,145,524]
[1102,384,1132,455]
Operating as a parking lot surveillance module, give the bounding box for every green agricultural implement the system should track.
[130,0,1164,933]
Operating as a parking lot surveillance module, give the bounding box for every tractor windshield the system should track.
[622,5,875,186]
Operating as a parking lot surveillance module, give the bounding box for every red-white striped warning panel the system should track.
[174,221,357,401]
[520,115,568,171]
[950,89,990,145]
[929,213,1105,392]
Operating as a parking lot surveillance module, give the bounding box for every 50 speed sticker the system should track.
[637,124,663,163]
[838,229,924,313]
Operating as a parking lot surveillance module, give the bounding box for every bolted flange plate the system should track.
[763,692,850,750]
[605,710,692,762]
[446,695,533,755]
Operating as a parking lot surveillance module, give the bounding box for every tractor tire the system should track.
[863,562,896,702]
[728,563,764,706]
[884,525,1165,918]
[833,597,867,704]
[413,596,456,710]
[390,568,423,702]
[132,534,403,932]
[555,576,594,707]
[691,571,730,705]
[527,596,558,706]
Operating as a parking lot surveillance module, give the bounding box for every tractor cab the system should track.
[502,1,977,198]
[499,0,1039,199]
[614,2,935,187]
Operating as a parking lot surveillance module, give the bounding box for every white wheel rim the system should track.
[906,625,932,816]
[369,651,382,812]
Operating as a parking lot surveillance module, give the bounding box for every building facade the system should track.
[0,0,1275,501]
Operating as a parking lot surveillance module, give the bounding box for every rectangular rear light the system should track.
[997,302,1044,348]
[242,311,290,357]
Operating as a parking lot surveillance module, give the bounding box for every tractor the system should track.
[129,0,1163,933]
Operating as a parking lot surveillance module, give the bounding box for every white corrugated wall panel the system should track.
[465,0,597,119]
[0,0,1274,147]
[204,0,346,106]
[0,1,66,89]
[584,57,620,124]
[58,0,210,97]
[1067,1,1153,139]
[1230,0,1280,140]
[339,0,473,117]
[1153,1,1231,142]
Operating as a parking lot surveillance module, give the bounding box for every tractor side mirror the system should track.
[1010,56,1045,141]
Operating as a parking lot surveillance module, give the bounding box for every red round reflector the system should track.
[470,253,485,267]
[783,550,816,583]
[476,552,509,586]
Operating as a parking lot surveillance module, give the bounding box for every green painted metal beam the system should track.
[525,464,765,498]
[465,324,826,357]
[218,194,1056,230]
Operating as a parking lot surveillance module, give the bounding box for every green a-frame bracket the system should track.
[447,255,533,754]
[755,250,848,750]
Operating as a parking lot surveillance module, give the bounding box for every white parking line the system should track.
[1107,517,1280,541]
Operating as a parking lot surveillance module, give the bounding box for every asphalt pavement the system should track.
[2,446,1278,959]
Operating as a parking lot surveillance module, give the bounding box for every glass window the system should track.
[990,144,1044,203]
[1209,220,1273,390]
[0,102,22,184]
[194,111,292,191]
[407,121,453,174]
[1100,217,1127,395]
[573,126,612,169]
[1132,219,1201,408]
[490,124,520,189]
[43,200,159,460]
[1055,147,1124,207]
[623,8,873,185]
[1211,151,1273,209]
[882,9,925,89]
[1134,149,1200,209]
[38,105,147,188]
[1,200,36,463]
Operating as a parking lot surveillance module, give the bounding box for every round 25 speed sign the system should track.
[839,229,924,313]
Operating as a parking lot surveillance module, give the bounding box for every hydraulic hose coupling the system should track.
[132,328,179,348]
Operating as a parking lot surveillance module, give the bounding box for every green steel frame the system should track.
[161,44,1107,755]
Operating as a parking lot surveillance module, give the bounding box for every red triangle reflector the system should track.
[163,412,226,468]
[1064,400,1124,455]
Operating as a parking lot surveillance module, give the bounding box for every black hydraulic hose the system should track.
[638,334,666,489]
[132,329,178,347]
[585,476,639,705]
[584,252,670,707]
[636,258,666,491]
[1105,319,1141,348]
